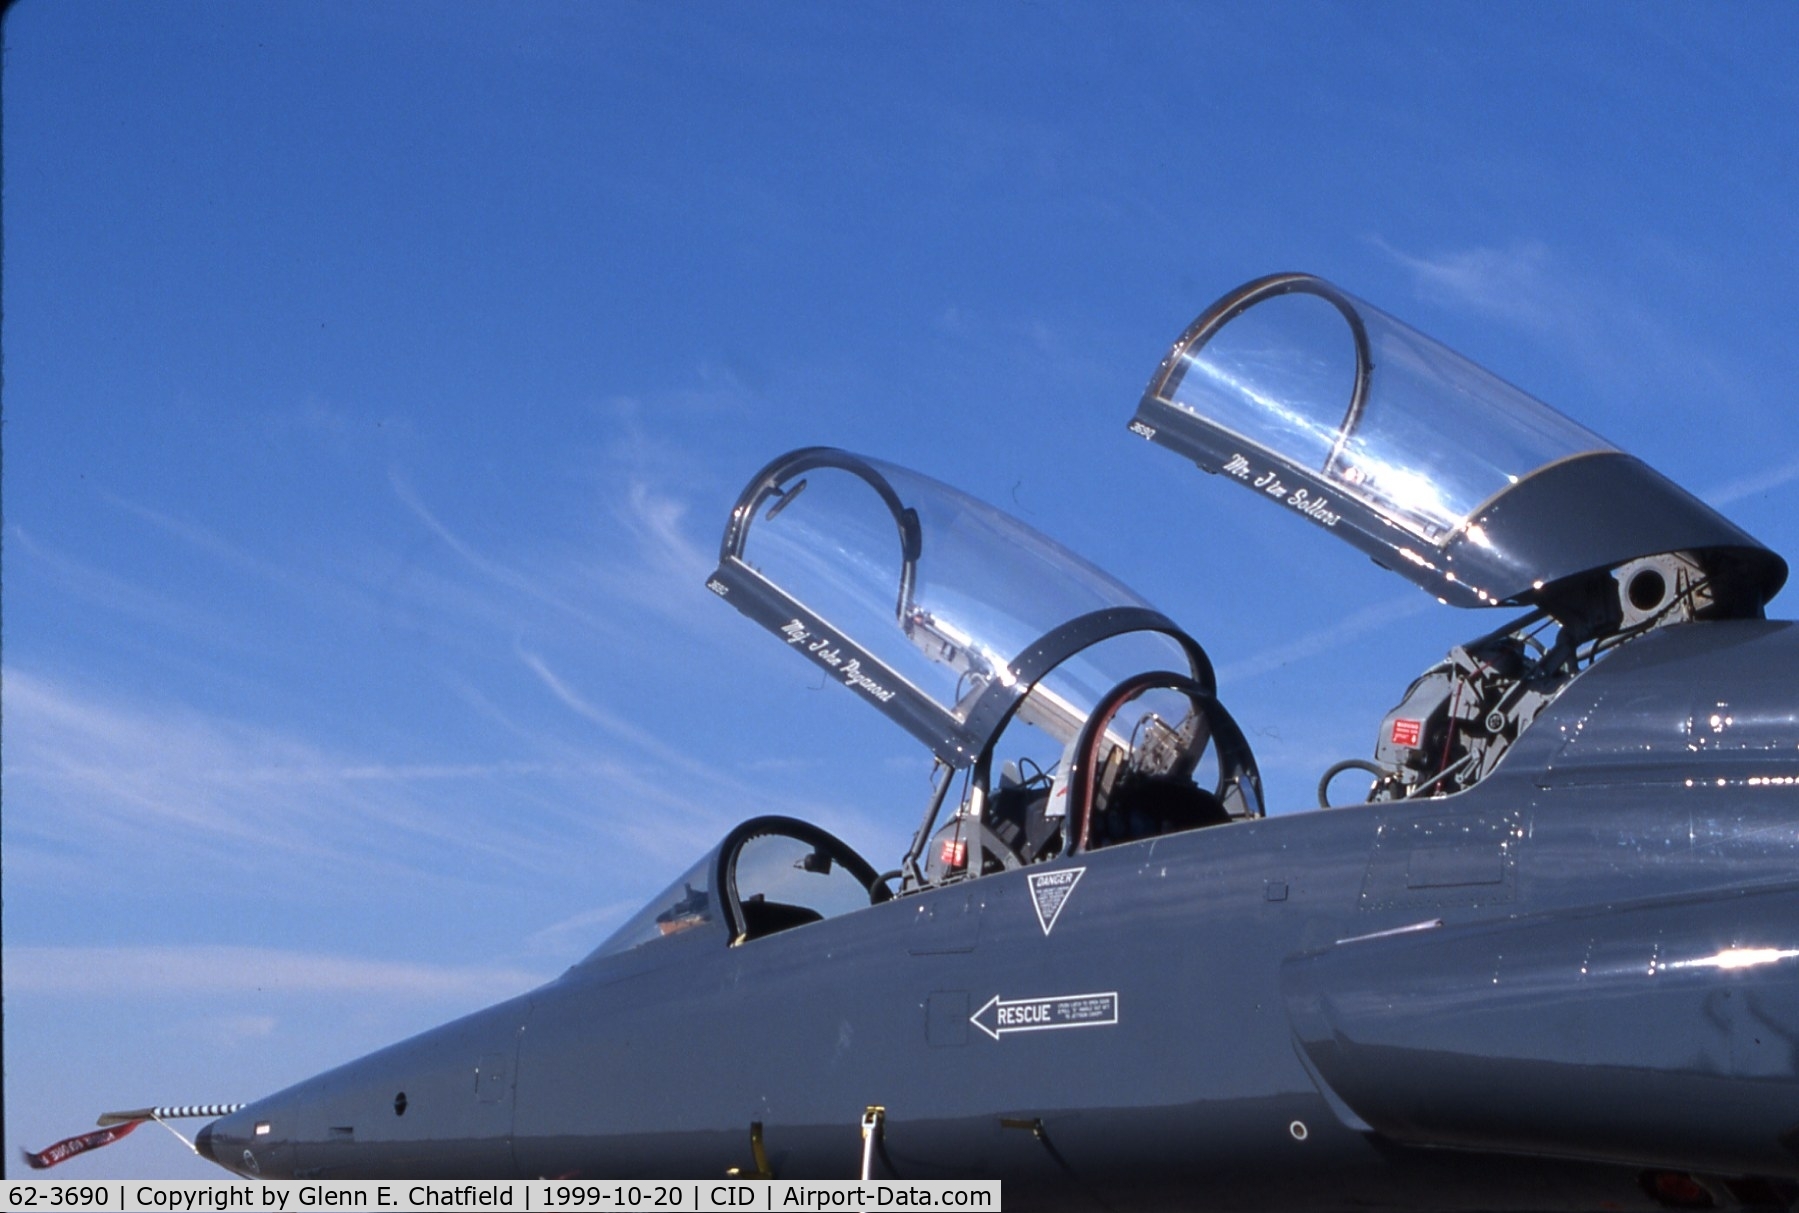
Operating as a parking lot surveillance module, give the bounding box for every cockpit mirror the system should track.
[763,478,807,521]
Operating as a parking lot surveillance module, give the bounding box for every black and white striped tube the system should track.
[97,1104,243,1126]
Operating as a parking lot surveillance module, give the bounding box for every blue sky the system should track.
[6,1,1799,1179]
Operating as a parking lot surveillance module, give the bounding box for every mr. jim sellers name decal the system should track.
[780,619,898,703]
[1222,453,1342,527]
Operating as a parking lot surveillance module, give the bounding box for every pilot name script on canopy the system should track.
[780,620,898,703]
[1222,453,1342,527]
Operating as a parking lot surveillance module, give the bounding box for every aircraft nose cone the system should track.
[192,1114,254,1177]
[195,1106,288,1179]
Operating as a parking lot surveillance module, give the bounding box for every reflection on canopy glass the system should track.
[718,449,1206,764]
[1157,278,1616,544]
[584,852,717,961]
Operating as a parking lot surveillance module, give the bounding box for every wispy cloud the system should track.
[522,903,640,959]
[514,646,852,862]
[4,644,858,910]
[7,526,229,642]
[209,1014,281,1044]
[1704,451,1799,507]
[101,493,297,583]
[388,469,622,639]
[5,944,550,1001]
[94,492,392,635]
[617,478,715,589]
[574,406,747,636]
[1369,236,1748,411]
[385,453,737,656]
[1216,592,1433,685]
[1,668,609,887]
[517,648,692,768]
[1372,237,1568,335]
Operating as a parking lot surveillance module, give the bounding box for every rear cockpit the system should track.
[1131,272,1788,805]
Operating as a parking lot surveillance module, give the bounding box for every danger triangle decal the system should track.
[1027,866,1085,935]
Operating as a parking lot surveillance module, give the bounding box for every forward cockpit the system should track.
[707,448,1264,897]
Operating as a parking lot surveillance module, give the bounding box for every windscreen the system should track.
[732,831,874,922]
[582,847,722,961]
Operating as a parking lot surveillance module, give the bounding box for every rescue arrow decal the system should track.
[970,991,1119,1040]
[1027,866,1085,935]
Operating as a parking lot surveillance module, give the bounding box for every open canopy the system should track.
[707,448,1211,768]
[1130,273,1785,610]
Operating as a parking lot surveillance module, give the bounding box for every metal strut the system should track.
[725,1121,774,1180]
[860,1106,886,1181]
[1000,1117,1114,1211]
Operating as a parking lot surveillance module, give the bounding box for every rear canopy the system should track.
[1130,273,1785,611]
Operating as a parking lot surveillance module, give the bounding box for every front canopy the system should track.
[581,816,888,962]
[1130,273,1785,610]
[708,448,1210,767]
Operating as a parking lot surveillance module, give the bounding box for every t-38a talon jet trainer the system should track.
[61,273,1799,1210]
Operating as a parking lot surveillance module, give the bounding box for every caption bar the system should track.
[3,1181,1001,1211]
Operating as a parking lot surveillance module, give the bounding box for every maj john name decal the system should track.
[971,991,1119,1040]
[780,619,898,703]
[1027,866,1085,935]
